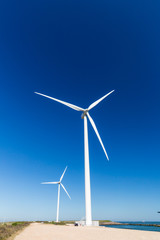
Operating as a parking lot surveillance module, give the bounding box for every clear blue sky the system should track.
[0,0,160,222]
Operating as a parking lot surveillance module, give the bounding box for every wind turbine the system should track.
[36,90,114,226]
[41,166,71,223]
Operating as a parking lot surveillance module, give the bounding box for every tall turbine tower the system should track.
[41,166,71,222]
[36,90,114,225]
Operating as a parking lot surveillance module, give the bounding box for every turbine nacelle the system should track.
[81,110,89,119]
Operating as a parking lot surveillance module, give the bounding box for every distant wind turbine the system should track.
[36,90,114,226]
[41,166,71,222]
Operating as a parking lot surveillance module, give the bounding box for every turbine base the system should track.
[75,221,99,227]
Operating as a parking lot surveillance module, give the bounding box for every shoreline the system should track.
[100,221,160,227]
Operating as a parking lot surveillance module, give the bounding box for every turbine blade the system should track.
[61,183,71,199]
[35,92,84,111]
[87,112,109,160]
[41,182,58,184]
[60,166,67,182]
[88,90,115,110]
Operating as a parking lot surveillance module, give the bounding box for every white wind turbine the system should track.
[41,166,71,223]
[36,90,114,226]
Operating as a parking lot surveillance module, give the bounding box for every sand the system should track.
[14,222,160,240]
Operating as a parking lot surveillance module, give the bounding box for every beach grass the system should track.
[99,220,111,223]
[43,220,75,225]
[0,222,30,240]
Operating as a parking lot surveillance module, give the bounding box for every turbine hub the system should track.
[81,110,88,119]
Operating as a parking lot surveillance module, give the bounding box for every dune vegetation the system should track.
[0,222,30,240]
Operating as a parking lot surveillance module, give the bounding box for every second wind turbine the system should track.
[42,166,71,222]
[35,90,114,226]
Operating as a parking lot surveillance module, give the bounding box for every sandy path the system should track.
[14,222,160,240]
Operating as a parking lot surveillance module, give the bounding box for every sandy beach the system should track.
[13,222,160,240]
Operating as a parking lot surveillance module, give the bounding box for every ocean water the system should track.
[101,222,160,232]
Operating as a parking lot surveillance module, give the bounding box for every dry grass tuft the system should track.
[0,222,30,240]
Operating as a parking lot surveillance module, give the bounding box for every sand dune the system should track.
[14,222,160,240]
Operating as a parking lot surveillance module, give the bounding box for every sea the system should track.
[101,222,160,232]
